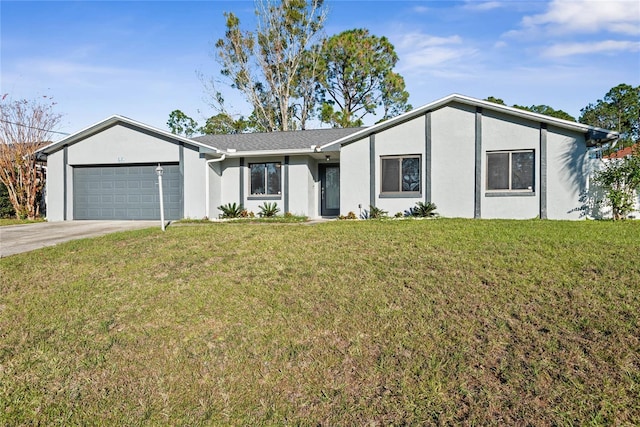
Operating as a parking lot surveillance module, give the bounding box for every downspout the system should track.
[205,154,226,219]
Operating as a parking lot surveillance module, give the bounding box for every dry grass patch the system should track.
[1,219,639,425]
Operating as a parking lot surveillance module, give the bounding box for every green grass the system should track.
[1,219,638,425]
[0,218,45,226]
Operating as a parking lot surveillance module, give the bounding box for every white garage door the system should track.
[73,164,182,220]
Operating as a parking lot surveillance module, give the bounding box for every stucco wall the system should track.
[182,146,206,219]
[480,110,541,219]
[546,126,588,220]
[373,116,426,215]
[288,156,314,216]
[340,136,371,217]
[338,102,590,220]
[45,123,208,220]
[66,124,180,165]
[431,104,476,218]
[44,149,65,221]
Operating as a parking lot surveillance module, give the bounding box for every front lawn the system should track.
[1,219,638,425]
[0,218,45,226]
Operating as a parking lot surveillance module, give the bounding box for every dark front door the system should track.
[320,164,340,216]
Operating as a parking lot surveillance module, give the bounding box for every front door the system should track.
[320,164,340,216]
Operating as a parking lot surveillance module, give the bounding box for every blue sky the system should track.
[2,0,639,139]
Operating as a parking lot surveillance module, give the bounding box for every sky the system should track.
[1,0,639,140]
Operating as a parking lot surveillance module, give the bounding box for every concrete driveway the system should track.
[0,220,160,257]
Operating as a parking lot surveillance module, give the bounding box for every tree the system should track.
[167,110,200,137]
[0,95,62,219]
[201,113,253,135]
[485,96,506,105]
[590,145,640,220]
[485,96,575,121]
[212,0,327,132]
[580,84,640,148]
[317,29,410,128]
[513,104,576,122]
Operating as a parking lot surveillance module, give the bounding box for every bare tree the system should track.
[0,95,62,219]
[212,0,327,131]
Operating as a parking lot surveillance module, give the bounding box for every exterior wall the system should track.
[431,103,476,218]
[216,157,241,213]
[214,155,317,218]
[182,146,206,219]
[44,149,65,221]
[480,110,541,219]
[546,126,588,220]
[339,102,590,220]
[288,156,315,216]
[373,116,426,216]
[340,136,371,217]
[45,123,207,220]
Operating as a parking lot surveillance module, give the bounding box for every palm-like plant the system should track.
[410,201,438,218]
[258,202,280,217]
[218,202,244,218]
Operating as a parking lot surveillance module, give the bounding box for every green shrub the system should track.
[0,181,16,219]
[410,201,438,218]
[363,205,387,219]
[218,202,244,218]
[258,202,280,218]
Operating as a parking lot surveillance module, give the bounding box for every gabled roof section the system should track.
[317,94,619,151]
[193,127,364,154]
[35,115,220,158]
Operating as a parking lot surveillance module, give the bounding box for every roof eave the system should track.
[34,115,221,158]
[317,94,619,150]
[222,148,316,157]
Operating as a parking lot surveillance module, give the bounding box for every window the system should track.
[250,162,281,196]
[381,155,421,194]
[487,150,534,192]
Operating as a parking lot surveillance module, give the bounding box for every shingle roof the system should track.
[193,127,364,152]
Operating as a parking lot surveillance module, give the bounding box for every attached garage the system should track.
[73,164,183,220]
[35,116,213,221]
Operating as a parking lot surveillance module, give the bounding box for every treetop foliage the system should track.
[579,83,639,148]
[485,96,576,122]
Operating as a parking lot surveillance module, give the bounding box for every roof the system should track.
[193,127,364,153]
[34,115,218,159]
[317,94,619,151]
[604,143,639,159]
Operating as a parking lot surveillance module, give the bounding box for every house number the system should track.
[117,157,125,163]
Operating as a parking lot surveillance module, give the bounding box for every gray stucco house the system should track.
[35,94,617,221]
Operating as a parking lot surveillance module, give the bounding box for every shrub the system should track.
[240,209,255,218]
[339,211,358,220]
[362,205,387,220]
[258,202,280,218]
[410,201,439,218]
[218,202,244,218]
[0,181,15,219]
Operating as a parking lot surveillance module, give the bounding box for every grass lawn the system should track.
[1,219,638,425]
[0,218,45,227]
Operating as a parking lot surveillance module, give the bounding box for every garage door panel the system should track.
[73,164,182,220]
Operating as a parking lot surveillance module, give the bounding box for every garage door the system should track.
[73,164,183,220]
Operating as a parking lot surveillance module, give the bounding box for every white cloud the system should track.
[521,0,640,35]
[392,32,480,76]
[412,5,429,14]
[543,40,640,57]
[464,1,503,12]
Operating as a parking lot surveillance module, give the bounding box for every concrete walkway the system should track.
[0,220,159,257]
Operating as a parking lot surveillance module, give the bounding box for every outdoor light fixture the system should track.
[325,155,331,162]
[156,164,165,231]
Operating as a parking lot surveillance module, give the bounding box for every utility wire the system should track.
[0,119,70,136]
